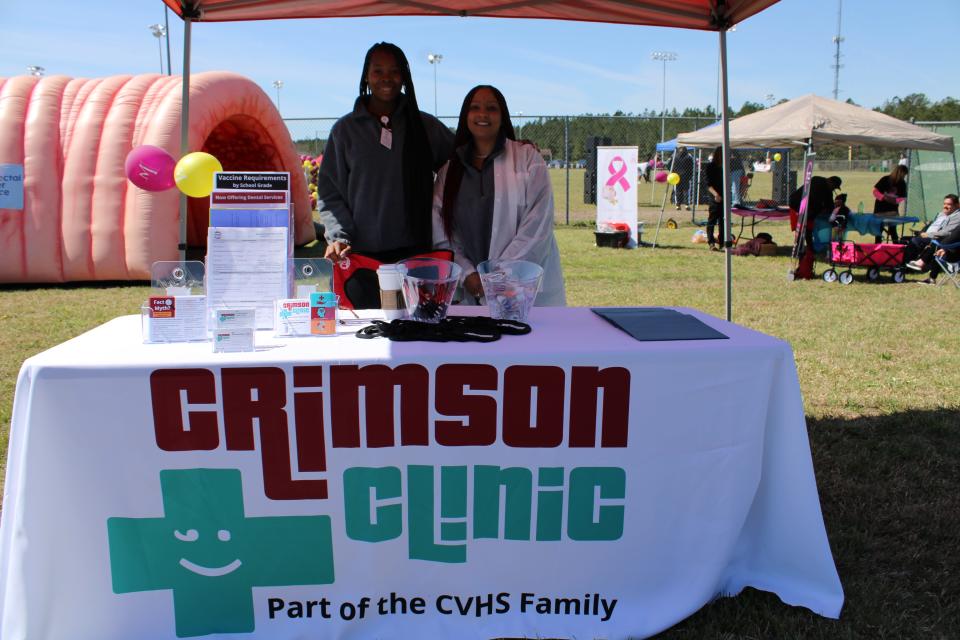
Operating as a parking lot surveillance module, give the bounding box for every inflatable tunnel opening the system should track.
[187,114,286,247]
[0,71,313,283]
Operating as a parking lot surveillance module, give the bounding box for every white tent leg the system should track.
[954,149,959,194]
[719,28,732,322]
[178,16,192,262]
[692,148,701,224]
[652,153,677,248]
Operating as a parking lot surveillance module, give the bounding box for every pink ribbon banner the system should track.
[606,156,631,191]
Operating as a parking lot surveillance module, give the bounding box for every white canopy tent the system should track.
[677,94,955,152]
[164,0,786,321]
[678,94,957,256]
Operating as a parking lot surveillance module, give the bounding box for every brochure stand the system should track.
[205,172,293,329]
[140,261,207,343]
[291,257,334,298]
[274,258,335,337]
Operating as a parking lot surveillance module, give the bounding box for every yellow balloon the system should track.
[667,172,681,186]
[174,152,223,198]
[773,153,782,162]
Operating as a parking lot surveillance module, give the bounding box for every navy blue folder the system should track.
[591,307,728,342]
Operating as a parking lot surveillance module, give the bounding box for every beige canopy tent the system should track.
[677,94,955,151]
[164,0,785,321]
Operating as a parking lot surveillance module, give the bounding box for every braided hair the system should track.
[359,42,435,251]
[439,85,516,240]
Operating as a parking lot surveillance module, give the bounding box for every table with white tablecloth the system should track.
[0,306,842,639]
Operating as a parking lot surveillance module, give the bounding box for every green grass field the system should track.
[1,226,958,638]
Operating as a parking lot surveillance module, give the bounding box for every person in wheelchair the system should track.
[905,194,960,272]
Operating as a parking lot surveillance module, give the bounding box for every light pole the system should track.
[427,53,442,115]
[26,65,45,77]
[517,111,523,138]
[149,24,167,74]
[651,51,677,142]
[272,80,284,113]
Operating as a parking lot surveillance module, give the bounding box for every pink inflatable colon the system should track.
[0,71,314,283]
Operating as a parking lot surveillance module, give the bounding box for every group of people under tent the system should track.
[780,163,960,284]
[316,42,565,308]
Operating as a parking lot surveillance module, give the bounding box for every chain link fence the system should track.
[283,116,959,227]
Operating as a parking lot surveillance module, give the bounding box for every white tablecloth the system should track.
[0,307,842,639]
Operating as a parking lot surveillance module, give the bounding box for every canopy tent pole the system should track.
[652,153,678,248]
[954,149,959,199]
[178,14,192,262]
[718,26,732,322]
[692,148,701,224]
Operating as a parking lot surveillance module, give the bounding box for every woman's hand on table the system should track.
[324,240,352,260]
[464,272,483,299]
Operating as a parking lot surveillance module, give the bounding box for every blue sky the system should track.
[3,1,957,118]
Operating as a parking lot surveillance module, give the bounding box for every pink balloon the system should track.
[125,145,176,192]
[655,171,668,183]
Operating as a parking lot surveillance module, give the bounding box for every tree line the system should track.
[295,94,958,162]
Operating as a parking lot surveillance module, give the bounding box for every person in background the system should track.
[789,175,842,230]
[672,146,694,211]
[729,154,746,205]
[705,146,725,251]
[787,175,842,278]
[905,194,960,272]
[920,243,960,284]
[872,164,908,243]
[317,42,454,266]
[828,193,851,242]
[432,85,566,306]
[638,153,652,183]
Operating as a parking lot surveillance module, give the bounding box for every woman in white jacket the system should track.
[432,85,566,306]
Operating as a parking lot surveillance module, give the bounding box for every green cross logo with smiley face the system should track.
[107,468,334,637]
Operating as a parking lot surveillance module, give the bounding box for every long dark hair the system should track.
[710,145,723,167]
[888,163,908,186]
[439,85,517,239]
[359,42,435,250]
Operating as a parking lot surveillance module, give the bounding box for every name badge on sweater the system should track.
[379,115,393,150]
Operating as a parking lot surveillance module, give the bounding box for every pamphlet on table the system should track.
[205,172,293,328]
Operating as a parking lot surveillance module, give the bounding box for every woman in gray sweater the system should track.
[317,43,454,267]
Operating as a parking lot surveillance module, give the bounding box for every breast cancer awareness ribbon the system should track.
[606,156,631,191]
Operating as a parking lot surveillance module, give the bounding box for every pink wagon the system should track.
[824,241,908,284]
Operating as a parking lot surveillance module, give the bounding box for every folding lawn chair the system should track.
[932,239,960,289]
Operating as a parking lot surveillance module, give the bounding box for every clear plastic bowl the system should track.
[477,259,543,322]
[397,258,462,323]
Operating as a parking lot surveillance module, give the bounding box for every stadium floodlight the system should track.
[651,51,678,142]
[149,24,167,74]
[427,53,443,115]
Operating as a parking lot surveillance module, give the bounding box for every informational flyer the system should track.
[0,164,24,210]
[143,295,207,343]
[274,298,312,336]
[596,147,639,247]
[208,172,294,305]
[309,292,338,336]
[211,328,255,353]
[206,227,290,328]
